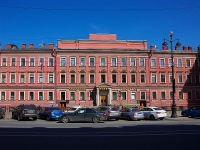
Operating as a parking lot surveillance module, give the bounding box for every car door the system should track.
[140,108,148,118]
[120,109,126,119]
[84,108,95,121]
[73,108,85,122]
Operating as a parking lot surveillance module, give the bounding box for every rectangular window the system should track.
[11,58,16,67]
[131,92,136,100]
[151,58,156,67]
[70,57,76,66]
[195,59,199,67]
[130,57,136,66]
[140,74,145,83]
[111,58,117,66]
[10,92,15,100]
[101,75,106,83]
[169,58,172,67]
[61,92,65,100]
[20,74,25,83]
[90,74,95,83]
[70,92,75,101]
[39,74,44,83]
[89,57,95,66]
[39,92,43,100]
[196,91,200,99]
[140,92,146,99]
[61,74,65,83]
[60,57,66,66]
[39,57,44,67]
[122,74,126,83]
[70,74,75,83]
[121,92,126,100]
[1,92,5,100]
[195,74,200,83]
[160,59,165,67]
[20,92,24,100]
[178,74,183,83]
[30,58,35,66]
[169,74,172,83]
[29,92,34,101]
[131,74,136,83]
[186,74,191,83]
[177,59,182,67]
[21,58,26,66]
[89,91,95,101]
[170,91,173,100]
[112,92,117,100]
[30,74,34,83]
[49,74,53,83]
[179,91,183,99]
[100,58,106,66]
[152,92,157,100]
[151,74,156,83]
[186,59,190,67]
[2,74,6,83]
[80,57,85,66]
[161,92,166,100]
[2,58,6,66]
[49,58,54,66]
[112,74,116,83]
[160,74,165,83]
[11,74,15,83]
[140,58,145,67]
[187,91,192,100]
[48,92,53,101]
[80,74,85,83]
[80,92,85,101]
[121,58,126,66]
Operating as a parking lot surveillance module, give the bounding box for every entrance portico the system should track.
[96,83,112,106]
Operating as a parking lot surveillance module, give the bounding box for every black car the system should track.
[12,104,38,121]
[58,108,106,123]
[0,108,5,119]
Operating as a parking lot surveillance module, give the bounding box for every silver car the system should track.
[140,107,167,120]
[121,108,144,121]
[97,106,121,120]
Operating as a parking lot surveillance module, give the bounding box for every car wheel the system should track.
[115,118,119,121]
[33,117,37,121]
[11,113,15,119]
[127,116,132,121]
[183,113,188,117]
[92,116,100,123]
[160,118,164,120]
[150,115,155,120]
[62,116,69,123]
[47,116,51,121]
[18,114,22,121]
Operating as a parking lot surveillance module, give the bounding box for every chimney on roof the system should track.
[188,46,192,51]
[150,45,155,50]
[41,43,46,49]
[29,44,34,49]
[162,45,168,50]
[183,46,187,51]
[22,43,26,49]
[48,43,54,49]
[7,44,12,49]
[175,46,179,50]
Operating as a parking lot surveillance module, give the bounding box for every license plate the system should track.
[28,110,34,113]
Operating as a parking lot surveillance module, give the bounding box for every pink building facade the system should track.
[0,33,200,111]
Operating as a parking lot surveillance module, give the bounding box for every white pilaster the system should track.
[96,88,99,106]
[109,88,112,105]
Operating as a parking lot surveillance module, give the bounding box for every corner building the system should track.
[0,33,200,111]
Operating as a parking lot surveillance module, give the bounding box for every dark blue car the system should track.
[39,107,63,121]
[187,106,200,118]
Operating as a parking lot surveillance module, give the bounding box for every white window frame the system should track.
[100,74,106,83]
[29,91,34,101]
[152,91,157,100]
[39,73,44,83]
[20,57,26,67]
[140,91,146,100]
[1,91,6,100]
[140,74,145,83]
[10,58,16,67]
[89,74,95,83]
[70,57,76,66]
[20,74,25,83]
[10,91,15,100]
[80,74,85,83]
[70,74,76,83]
[48,57,54,66]
[48,91,54,101]
[70,92,76,101]
[29,73,35,83]
[178,74,183,83]
[121,91,127,100]
[111,57,117,66]
[168,58,172,67]
[177,58,182,67]
[169,74,172,83]
[80,57,85,66]
[161,91,166,100]
[38,91,44,101]
[121,74,127,83]
[160,74,166,83]
[131,91,136,100]
[131,74,136,83]
[60,74,66,83]
[139,58,145,67]
[39,57,45,67]
[121,57,126,66]
[2,74,6,83]
[186,59,190,67]
[130,57,136,67]
[60,57,66,66]
[19,91,25,101]
[151,58,156,67]
[60,91,66,100]
[112,92,117,100]
[48,73,54,83]
[112,74,117,83]
[178,91,183,100]
[80,92,85,101]
[10,73,16,83]
[2,57,7,66]
[160,58,165,67]
[29,57,35,66]
[89,57,95,66]
[100,57,106,66]
[151,73,157,83]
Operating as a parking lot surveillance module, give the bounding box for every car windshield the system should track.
[24,105,36,109]
[97,107,107,111]
[68,108,77,111]
[49,107,61,110]
[111,107,119,111]
[153,108,162,110]
[131,108,139,111]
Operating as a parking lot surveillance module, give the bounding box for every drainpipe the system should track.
[51,48,57,106]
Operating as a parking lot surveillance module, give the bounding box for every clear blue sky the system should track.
[0,0,200,50]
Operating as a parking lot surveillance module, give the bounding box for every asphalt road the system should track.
[0,118,200,150]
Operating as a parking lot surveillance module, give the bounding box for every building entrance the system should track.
[100,95,107,106]
[140,101,146,108]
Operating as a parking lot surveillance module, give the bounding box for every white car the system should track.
[140,107,167,120]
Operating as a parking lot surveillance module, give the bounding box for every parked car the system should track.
[59,108,106,123]
[140,107,167,120]
[187,106,200,118]
[0,108,5,119]
[181,109,189,117]
[38,107,63,121]
[96,106,121,120]
[12,104,38,121]
[121,108,144,121]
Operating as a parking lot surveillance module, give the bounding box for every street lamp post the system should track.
[162,31,181,118]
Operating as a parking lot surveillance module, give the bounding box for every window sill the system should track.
[89,66,96,67]
[79,66,86,67]
[29,66,35,67]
